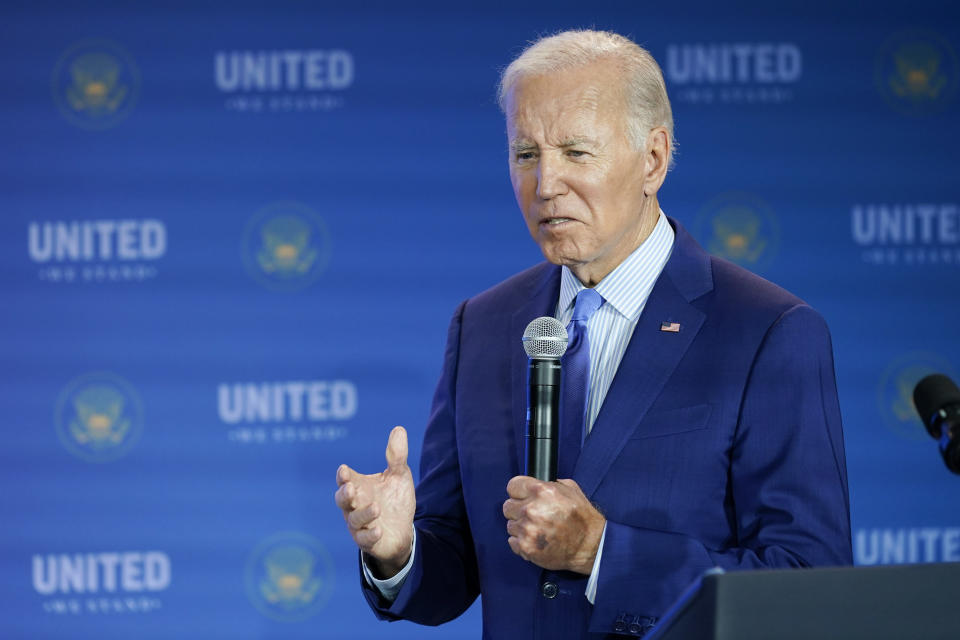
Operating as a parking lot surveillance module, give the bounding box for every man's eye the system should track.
[516,151,537,161]
[566,149,587,158]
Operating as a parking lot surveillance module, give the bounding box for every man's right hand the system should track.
[335,425,416,579]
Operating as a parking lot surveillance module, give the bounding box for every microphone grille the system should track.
[522,316,568,359]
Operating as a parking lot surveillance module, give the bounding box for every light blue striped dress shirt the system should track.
[556,210,675,437]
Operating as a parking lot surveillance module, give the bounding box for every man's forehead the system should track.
[506,67,624,135]
[506,87,617,147]
[508,60,621,105]
[508,80,605,118]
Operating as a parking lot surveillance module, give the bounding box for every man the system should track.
[335,30,851,638]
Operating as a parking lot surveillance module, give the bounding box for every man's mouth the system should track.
[542,217,574,226]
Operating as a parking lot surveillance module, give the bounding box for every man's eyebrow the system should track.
[559,137,599,147]
[510,138,600,152]
[510,140,537,152]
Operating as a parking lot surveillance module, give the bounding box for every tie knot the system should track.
[572,288,604,323]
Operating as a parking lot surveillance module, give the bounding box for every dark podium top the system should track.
[646,562,960,640]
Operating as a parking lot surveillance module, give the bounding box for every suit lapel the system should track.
[574,219,714,498]
[510,266,562,474]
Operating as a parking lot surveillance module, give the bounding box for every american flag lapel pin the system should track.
[660,321,681,333]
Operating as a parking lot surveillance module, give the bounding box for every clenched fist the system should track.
[502,476,605,574]
[335,426,416,578]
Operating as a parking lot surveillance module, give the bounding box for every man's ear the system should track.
[643,127,670,197]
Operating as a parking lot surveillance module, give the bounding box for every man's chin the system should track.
[533,237,592,268]
[541,251,585,269]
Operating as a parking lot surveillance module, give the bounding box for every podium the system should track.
[646,562,960,640]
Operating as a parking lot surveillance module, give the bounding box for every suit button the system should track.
[613,620,627,632]
[541,581,558,599]
[628,622,641,634]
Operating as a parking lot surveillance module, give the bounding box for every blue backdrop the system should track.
[2,1,959,637]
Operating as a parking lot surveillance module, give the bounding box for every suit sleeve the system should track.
[589,304,852,632]
[360,300,481,625]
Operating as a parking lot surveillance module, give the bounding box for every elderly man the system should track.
[335,30,851,638]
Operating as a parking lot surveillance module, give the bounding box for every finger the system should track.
[336,464,355,487]
[507,536,529,562]
[333,482,355,511]
[347,502,380,530]
[556,478,582,495]
[355,526,382,549]
[502,498,525,521]
[385,426,409,472]
[506,475,538,499]
[505,518,526,538]
[335,482,370,513]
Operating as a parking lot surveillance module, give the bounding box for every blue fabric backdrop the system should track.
[2,1,959,637]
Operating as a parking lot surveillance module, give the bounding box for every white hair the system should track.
[498,29,675,165]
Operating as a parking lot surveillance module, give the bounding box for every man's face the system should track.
[506,62,657,286]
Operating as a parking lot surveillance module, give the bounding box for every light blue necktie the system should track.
[559,288,604,479]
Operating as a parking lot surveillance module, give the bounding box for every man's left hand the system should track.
[502,476,605,574]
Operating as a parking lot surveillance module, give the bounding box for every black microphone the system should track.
[913,373,960,475]
[521,316,569,481]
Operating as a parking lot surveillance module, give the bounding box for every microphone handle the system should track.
[526,358,561,481]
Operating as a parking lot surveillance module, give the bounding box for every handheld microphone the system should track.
[913,373,960,475]
[521,317,568,482]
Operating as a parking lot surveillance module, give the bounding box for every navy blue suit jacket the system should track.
[362,219,852,638]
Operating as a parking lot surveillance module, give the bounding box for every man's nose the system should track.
[536,154,567,200]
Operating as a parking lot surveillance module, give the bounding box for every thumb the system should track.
[385,425,409,472]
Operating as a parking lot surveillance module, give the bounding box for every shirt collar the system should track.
[557,210,675,321]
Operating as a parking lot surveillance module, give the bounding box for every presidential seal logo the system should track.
[693,192,780,272]
[52,40,141,130]
[244,532,334,622]
[877,352,958,440]
[54,372,144,462]
[241,202,332,291]
[876,30,958,115]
